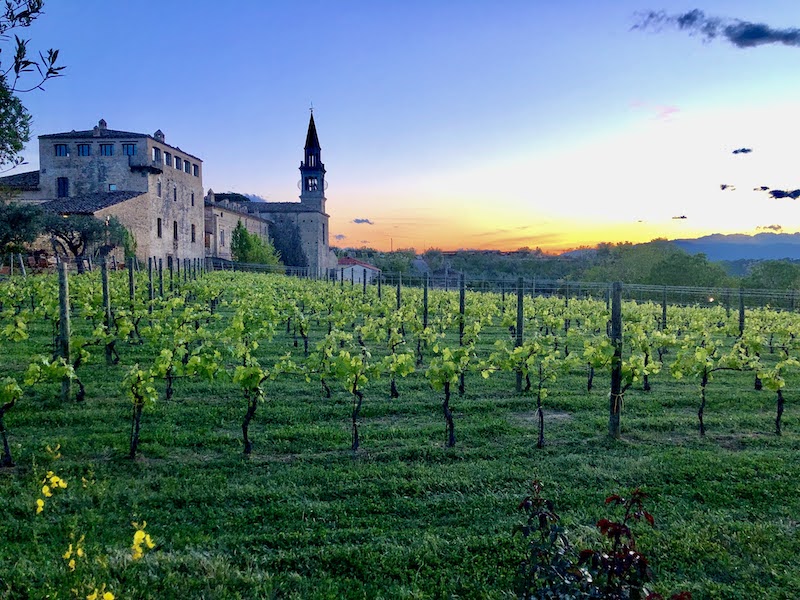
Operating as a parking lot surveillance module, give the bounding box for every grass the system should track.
[1,290,799,599]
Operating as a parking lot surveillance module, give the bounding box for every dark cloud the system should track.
[244,193,269,202]
[672,215,687,220]
[720,184,736,191]
[754,186,770,191]
[732,147,752,154]
[334,234,347,241]
[634,9,800,49]
[757,224,783,232]
[768,189,800,199]
[353,218,374,225]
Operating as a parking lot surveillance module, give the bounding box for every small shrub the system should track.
[513,481,690,600]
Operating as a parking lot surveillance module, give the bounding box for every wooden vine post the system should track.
[516,277,524,393]
[458,273,466,395]
[609,281,622,439]
[423,274,429,331]
[396,274,402,310]
[57,261,72,402]
[147,258,155,313]
[661,286,667,331]
[362,268,367,295]
[100,258,114,365]
[738,288,745,336]
[128,257,136,312]
[158,258,164,297]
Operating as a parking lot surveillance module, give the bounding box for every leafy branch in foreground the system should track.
[514,481,691,600]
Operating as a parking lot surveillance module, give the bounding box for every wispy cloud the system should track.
[334,234,347,241]
[353,218,374,225]
[757,224,783,232]
[630,101,680,121]
[634,9,800,49]
[732,147,752,154]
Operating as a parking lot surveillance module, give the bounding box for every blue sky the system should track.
[9,1,800,251]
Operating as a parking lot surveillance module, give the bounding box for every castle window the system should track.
[78,144,91,156]
[157,218,162,238]
[305,176,318,191]
[184,161,191,174]
[175,156,182,169]
[153,147,162,162]
[173,221,178,240]
[173,187,177,201]
[220,229,225,246]
[122,143,137,156]
[108,184,117,191]
[191,224,196,243]
[57,177,69,198]
[100,144,114,156]
[157,181,162,197]
[55,144,69,156]
[165,151,172,165]
[193,164,199,177]
[191,192,194,206]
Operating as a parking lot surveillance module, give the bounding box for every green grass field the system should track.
[1,304,799,599]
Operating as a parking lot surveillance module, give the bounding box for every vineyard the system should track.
[1,264,799,598]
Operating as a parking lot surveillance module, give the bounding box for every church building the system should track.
[205,112,332,277]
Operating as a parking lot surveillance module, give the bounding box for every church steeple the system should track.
[299,111,325,212]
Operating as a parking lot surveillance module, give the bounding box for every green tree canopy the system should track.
[42,213,127,273]
[230,221,281,267]
[0,201,42,254]
[741,260,800,290]
[645,252,731,287]
[1,1,64,169]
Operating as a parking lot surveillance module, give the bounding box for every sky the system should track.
[7,0,800,253]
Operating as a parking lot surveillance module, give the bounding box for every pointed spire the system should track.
[305,113,320,150]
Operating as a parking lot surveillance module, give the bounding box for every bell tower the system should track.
[299,111,325,213]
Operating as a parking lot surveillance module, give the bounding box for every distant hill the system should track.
[672,233,800,261]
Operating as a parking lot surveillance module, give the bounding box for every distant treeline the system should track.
[336,240,800,290]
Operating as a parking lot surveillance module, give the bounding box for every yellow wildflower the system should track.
[63,536,85,571]
[131,521,155,560]
[42,485,52,498]
[35,499,44,514]
[86,584,114,600]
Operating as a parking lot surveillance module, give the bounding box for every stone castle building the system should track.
[2,114,333,273]
[0,119,205,261]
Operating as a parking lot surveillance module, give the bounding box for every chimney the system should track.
[98,119,107,130]
[154,129,165,143]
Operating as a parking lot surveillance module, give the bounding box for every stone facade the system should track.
[0,119,205,261]
[204,191,272,260]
